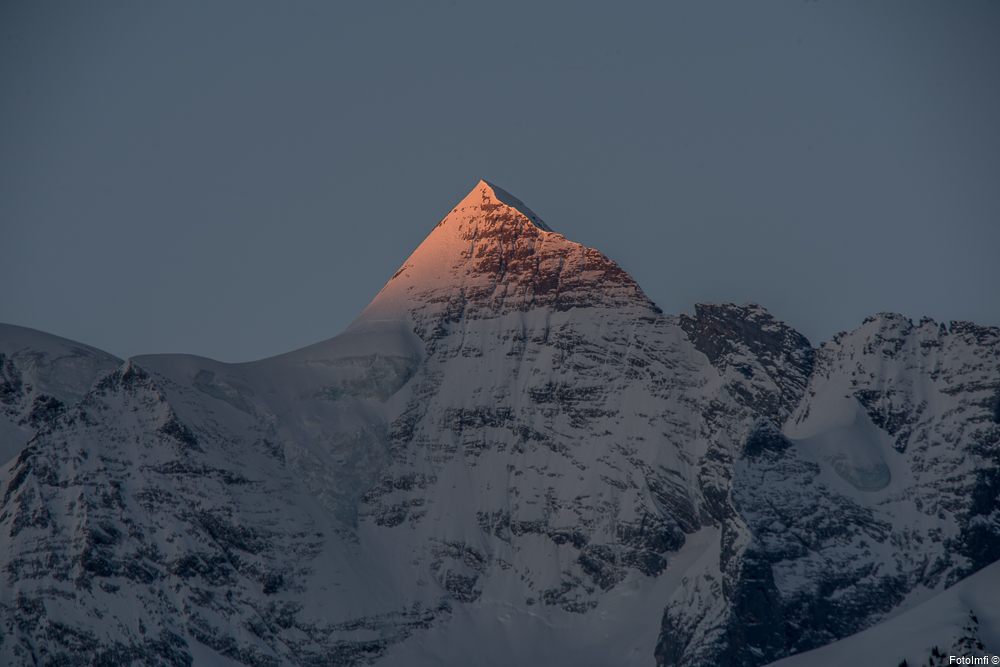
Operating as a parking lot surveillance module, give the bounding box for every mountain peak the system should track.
[474,180,552,232]
[349,180,658,331]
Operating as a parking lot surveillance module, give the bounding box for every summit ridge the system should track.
[477,180,552,231]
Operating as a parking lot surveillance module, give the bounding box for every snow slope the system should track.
[0,323,122,464]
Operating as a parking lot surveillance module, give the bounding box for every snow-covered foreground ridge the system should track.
[1,180,998,667]
[769,557,1000,667]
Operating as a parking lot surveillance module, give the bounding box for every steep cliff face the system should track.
[0,182,997,667]
[790,315,1000,582]
[353,180,659,330]
[679,303,815,422]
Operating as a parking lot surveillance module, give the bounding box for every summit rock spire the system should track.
[351,180,660,329]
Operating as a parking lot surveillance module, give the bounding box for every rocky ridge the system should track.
[0,324,123,463]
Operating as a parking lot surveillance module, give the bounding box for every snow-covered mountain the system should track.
[1,181,998,666]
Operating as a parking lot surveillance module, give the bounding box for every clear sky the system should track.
[2,1,998,362]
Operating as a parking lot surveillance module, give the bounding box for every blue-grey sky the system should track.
[2,1,998,362]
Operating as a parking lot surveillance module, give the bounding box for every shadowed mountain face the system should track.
[679,302,815,422]
[1,182,998,667]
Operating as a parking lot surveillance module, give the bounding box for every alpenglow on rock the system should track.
[1,181,998,667]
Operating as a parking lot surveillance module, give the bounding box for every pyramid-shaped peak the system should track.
[347,180,659,332]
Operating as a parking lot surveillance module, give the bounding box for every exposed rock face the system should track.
[679,302,815,422]
[656,313,1000,667]
[1,182,998,667]
[800,315,1000,582]
[358,181,660,331]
